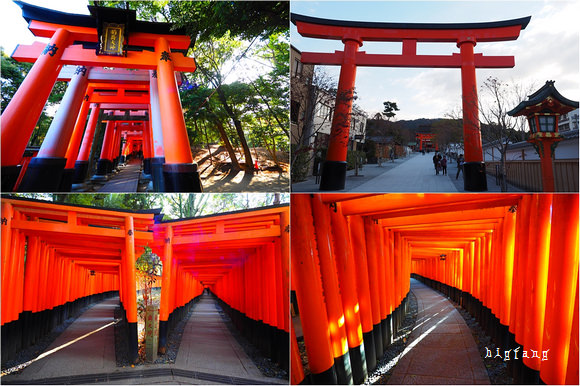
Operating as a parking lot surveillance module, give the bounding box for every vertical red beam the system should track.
[319,38,362,191]
[291,194,337,384]
[540,194,579,384]
[500,208,516,329]
[280,209,290,334]
[522,194,552,379]
[565,276,579,385]
[311,195,352,384]
[458,38,487,191]
[328,201,367,384]
[155,37,202,192]
[349,214,377,372]
[1,28,70,191]
[1,201,14,324]
[363,217,384,360]
[124,216,138,363]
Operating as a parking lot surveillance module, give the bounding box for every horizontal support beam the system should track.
[12,220,153,241]
[12,42,196,72]
[300,51,515,68]
[172,227,280,246]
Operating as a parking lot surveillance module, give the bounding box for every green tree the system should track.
[382,101,399,121]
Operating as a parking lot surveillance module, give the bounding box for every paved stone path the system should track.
[97,161,142,192]
[3,297,119,382]
[292,153,524,193]
[388,279,490,384]
[3,295,285,385]
[351,153,459,192]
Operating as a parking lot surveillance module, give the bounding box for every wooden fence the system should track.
[486,160,579,192]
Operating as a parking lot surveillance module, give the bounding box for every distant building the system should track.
[483,129,578,162]
[290,45,315,149]
[558,108,579,132]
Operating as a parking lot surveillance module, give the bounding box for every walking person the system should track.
[456,154,464,179]
[433,153,439,174]
[441,156,448,175]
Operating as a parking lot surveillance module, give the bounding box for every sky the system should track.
[291,0,580,120]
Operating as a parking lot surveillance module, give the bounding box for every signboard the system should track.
[100,22,125,56]
[145,305,159,362]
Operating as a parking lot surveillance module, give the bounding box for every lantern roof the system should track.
[508,80,579,117]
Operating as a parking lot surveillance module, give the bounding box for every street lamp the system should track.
[508,80,578,191]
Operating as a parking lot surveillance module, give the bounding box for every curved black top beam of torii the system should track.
[291,13,531,32]
[14,0,186,36]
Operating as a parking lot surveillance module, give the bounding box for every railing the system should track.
[486,160,579,192]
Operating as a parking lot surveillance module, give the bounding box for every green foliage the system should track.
[1,47,32,113]
[382,101,399,121]
[55,193,160,210]
[290,144,312,182]
[136,246,162,317]
[347,150,366,170]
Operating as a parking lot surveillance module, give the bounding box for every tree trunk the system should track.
[500,149,508,192]
[216,88,254,170]
[212,117,240,171]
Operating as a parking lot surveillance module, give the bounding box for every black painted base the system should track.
[163,163,203,192]
[215,297,289,371]
[1,165,21,192]
[158,320,168,354]
[319,161,347,191]
[128,322,138,363]
[463,162,488,192]
[143,158,152,176]
[373,323,384,361]
[92,159,112,181]
[362,330,377,373]
[311,363,338,385]
[58,168,75,192]
[73,161,89,183]
[334,350,353,384]
[349,344,368,384]
[151,157,166,192]
[18,157,66,192]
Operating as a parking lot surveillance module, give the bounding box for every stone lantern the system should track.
[508,81,578,191]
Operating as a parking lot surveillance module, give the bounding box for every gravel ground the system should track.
[215,302,289,380]
[1,302,99,376]
[296,291,419,385]
[453,304,513,384]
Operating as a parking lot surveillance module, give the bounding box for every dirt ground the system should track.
[192,145,289,192]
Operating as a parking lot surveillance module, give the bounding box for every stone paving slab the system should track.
[97,161,141,192]
[388,279,490,385]
[3,297,119,382]
[3,294,286,385]
[292,152,525,193]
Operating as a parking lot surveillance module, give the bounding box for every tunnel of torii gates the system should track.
[292,13,532,192]
[291,194,579,385]
[1,197,290,369]
[1,1,203,193]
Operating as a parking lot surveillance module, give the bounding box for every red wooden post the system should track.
[1,28,70,191]
[155,37,202,192]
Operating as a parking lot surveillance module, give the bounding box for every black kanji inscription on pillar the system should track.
[75,66,87,76]
[42,44,58,57]
[160,51,172,62]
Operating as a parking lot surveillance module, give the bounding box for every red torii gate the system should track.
[1,1,201,192]
[292,13,531,191]
[415,133,438,152]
